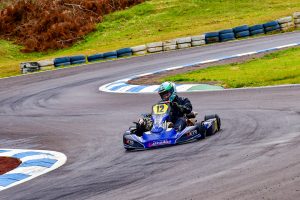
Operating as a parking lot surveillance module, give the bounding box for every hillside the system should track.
[0,0,300,78]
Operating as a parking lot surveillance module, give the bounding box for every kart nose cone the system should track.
[151,127,163,133]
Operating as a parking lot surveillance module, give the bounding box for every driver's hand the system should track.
[138,118,145,126]
[172,102,185,113]
[171,102,179,108]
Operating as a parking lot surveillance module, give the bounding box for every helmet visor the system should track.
[159,90,171,101]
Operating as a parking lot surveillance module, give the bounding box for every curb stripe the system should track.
[0,149,66,191]
[19,154,56,163]
[127,85,147,92]
[12,151,52,159]
[20,158,57,168]
[0,174,30,187]
[6,166,47,176]
[110,83,128,91]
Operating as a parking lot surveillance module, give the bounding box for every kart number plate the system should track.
[153,104,169,115]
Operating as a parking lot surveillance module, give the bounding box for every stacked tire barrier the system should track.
[70,55,86,65]
[163,40,177,51]
[278,16,294,31]
[176,37,192,49]
[233,25,250,38]
[87,53,104,62]
[249,24,265,36]
[54,57,71,67]
[263,21,281,33]
[147,42,163,53]
[205,32,219,44]
[117,48,132,57]
[21,12,300,74]
[131,45,147,55]
[294,12,300,28]
[103,51,117,59]
[20,62,40,73]
[219,29,235,42]
[191,35,205,47]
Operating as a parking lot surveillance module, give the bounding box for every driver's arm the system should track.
[181,98,192,114]
[173,98,192,114]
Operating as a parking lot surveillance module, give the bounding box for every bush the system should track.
[0,0,144,52]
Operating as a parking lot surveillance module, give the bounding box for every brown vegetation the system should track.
[0,0,144,52]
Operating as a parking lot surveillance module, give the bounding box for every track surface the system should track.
[0,32,300,200]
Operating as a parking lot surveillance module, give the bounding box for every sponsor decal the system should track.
[186,130,198,137]
[149,140,171,147]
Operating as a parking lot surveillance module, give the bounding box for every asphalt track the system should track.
[0,32,300,200]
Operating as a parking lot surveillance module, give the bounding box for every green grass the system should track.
[163,47,300,88]
[1,0,300,78]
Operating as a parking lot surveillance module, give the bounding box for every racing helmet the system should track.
[158,82,177,102]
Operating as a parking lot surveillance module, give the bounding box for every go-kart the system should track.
[123,102,221,150]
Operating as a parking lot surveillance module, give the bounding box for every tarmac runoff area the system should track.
[0,32,300,199]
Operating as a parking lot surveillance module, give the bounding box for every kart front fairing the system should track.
[123,103,202,149]
[134,125,200,149]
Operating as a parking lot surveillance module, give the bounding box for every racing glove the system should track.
[172,102,185,113]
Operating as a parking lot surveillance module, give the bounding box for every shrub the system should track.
[0,0,144,52]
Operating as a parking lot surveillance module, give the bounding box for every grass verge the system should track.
[162,47,300,88]
[1,0,300,78]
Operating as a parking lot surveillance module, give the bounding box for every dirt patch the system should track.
[0,156,21,175]
[128,51,271,86]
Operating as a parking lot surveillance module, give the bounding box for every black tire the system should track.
[54,62,71,67]
[71,60,86,65]
[117,48,132,56]
[233,25,249,33]
[204,114,216,121]
[124,147,135,151]
[249,24,264,32]
[219,29,233,35]
[70,55,86,62]
[250,29,265,36]
[104,56,118,59]
[196,122,206,140]
[205,32,219,38]
[263,21,279,28]
[216,114,221,131]
[118,52,133,57]
[205,36,220,43]
[220,33,235,42]
[264,24,280,33]
[54,57,71,67]
[87,53,104,62]
[235,30,250,38]
[204,114,221,131]
[103,51,117,58]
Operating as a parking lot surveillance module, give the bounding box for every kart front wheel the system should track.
[196,122,206,140]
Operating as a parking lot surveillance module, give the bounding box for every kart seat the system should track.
[186,111,198,119]
[186,112,198,126]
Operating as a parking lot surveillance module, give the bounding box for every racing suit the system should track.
[134,95,192,136]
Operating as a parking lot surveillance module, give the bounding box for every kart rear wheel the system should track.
[204,114,221,131]
[125,147,135,151]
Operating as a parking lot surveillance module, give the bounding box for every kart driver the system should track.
[135,81,192,136]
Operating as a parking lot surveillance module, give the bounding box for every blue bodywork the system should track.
[123,103,220,150]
